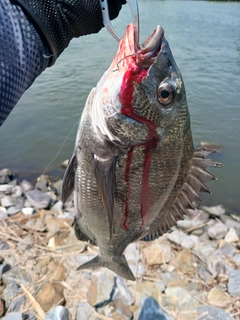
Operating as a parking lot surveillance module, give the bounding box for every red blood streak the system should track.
[119,62,159,230]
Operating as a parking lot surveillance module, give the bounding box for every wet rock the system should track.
[171,248,196,274]
[45,306,69,320]
[75,301,96,320]
[2,312,23,320]
[207,222,228,240]
[36,282,65,312]
[197,306,232,320]
[0,263,11,279]
[207,286,231,305]
[202,205,226,216]
[224,227,239,243]
[26,189,52,209]
[87,269,116,307]
[227,269,240,297]
[0,195,17,207]
[167,230,194,249]
[142,242,172,266]
[20,179,33,192]
[137,297,167,320]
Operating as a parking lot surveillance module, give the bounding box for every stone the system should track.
[197,306,232,320]
[129,280,161,309]
[53,179,63,193]
[99,297,133,320]
[21,207,34,215]
[17,234,34,251]
[59,160,69,169]
[36,282,65,312]
[167,230,194,249]
[171,248,195,274]
[0,210,8,219]
[161,272,190,289]
[8,296,25,312]
[207,222,228,240]
[3,312,23,320]
[115,277,134,306]
[0,263,11,279]
[165,287,198,311]
[87,269,116,307]
[207,255,226,278]
[224,227,239,243]
[0,168,12,177]
[0,184,14,192]
[0,195,17,207]
[26,189,52,209]
[20,179,33,192]
[45,306,69,320]
[138,297,167,320]
[51,200,63,215]
[227,269,240,297]
[0,299,5,317]
[48,261,66,281]
[142,242,172,266]
[36,175,49,192]
[124,242,144,277]
[217,242,237,258]
[75,302,96,320]
[2,266,31,286]
[0,241,10,250]
[207,287,231,305]
[220,215,240,229]
[202,205,226,216]
[3,282,22,308]
[11,186,22,197]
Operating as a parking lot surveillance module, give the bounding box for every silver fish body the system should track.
[62,24,221,280]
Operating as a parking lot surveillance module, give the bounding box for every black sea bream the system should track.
[61,24,221,280]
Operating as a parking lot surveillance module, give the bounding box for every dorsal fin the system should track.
[140,148,222,242]
[94,155,117,241]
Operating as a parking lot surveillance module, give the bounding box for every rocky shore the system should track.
[0,167,240,320]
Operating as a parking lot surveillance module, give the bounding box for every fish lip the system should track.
[136,26,164,68]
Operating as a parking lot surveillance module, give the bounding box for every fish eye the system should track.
[157,83,175,106]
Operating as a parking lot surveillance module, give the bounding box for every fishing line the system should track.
[40,120,79,178]
[113,53,136,72]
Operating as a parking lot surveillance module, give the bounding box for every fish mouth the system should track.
[136,26,164,68]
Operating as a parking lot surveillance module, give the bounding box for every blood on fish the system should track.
[119,60,159,230]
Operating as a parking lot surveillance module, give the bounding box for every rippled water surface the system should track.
[1,1,240,211]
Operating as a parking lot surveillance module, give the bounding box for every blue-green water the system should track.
[1,1,240,211]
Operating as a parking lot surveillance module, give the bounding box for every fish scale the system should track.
[61,24,221,280]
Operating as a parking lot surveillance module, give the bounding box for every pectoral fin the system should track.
[94,155,117,241]
[61,153,77,203]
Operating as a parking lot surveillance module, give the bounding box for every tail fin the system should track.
[77,254,135,281]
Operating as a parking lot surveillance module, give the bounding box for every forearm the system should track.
[0,0,49,126]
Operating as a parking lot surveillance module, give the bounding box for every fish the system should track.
[61,23,221,281]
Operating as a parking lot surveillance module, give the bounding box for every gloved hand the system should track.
[12,0,126,66]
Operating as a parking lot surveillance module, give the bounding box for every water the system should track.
[0,1,240,212]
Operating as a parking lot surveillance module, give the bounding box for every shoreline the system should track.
[0,167,240,319]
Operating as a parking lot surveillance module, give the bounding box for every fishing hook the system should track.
[99,0,139,45]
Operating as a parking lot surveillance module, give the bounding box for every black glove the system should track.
[11,0,126,66]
